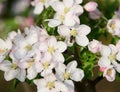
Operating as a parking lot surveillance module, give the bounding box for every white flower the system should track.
[34,73,68,92]
[55,60,84,82]
[0,60,26,82]
[103,65,116,82]
[107,18,120,37]
[88,39,102,53]
[0,38,12,63]
[58,24,91,46]
[40,36,67,63]
[31,0,57,15]
[47,0,83,27]
[11,26,38,61]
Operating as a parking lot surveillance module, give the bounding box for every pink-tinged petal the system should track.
[103,66,116,82]
[51,1,65,12]
[55,81,68,92]
[100,45,111,57]
[34,3,44,15]
[16,69,26,82]
[84,1,98,12]
[47,19,61,27]
[4,69,18,81]
[45,73,56,81]
[63,0,73,8]
[56,41,67,53]
[53,53,65,63]
[71,5,83,16]
[98,57,111,67]
[70,68,84,81]
[58,25,70,36]
[41,52,52,62]
[77,24,91,35]
[76,35,89,46]
[8,31,17,40]
[41,69,52,77]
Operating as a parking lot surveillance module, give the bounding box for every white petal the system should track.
[76,35,89,46]
[77,24,91,35]
[56,41,67,52]
[47,19,61,27]
[63,0,73,7]
[100,45,111,56]
[53,53,65,63]
[71,69,84,81]
[67,60,77,72]
[51,1,64,12]
[71,5,83,16]
[34,3,44,15]
[58,25,70,36]
[64,12,76,26]
[27,66,37,80]
[74,0,83,4]
[0,60,11,71]
[116,51,120,61]
[98,57,111,67]
[64,80,74,92]
[16,69,26,82]
[4,69,17,81]
[55,81,68,92]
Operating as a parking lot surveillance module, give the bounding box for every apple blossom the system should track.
[88,39,102,53]
[47,0,83,27]
[34,73,68,92]
[107,18,120,37]
[58,24,91,46]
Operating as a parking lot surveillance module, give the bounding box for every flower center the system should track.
[48,46,55,53]
[12,63,17,69]
[39,0,46,3]
[60,15,65,22]
[70,30,77,36]
[46,81,55,90]
[63,72,70,80]
[25,44,32,51]
[0,49,6,55]
[28,59,34,68]
[110,23,116,30]
[64,7,70,14]
[108,54,116,62]
[107,68,112,76]
[43,62,49,69]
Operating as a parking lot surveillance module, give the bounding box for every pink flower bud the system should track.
[84,1,98,12]
[88,39,102,53]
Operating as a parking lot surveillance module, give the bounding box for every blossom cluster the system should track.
[0,0,120,92]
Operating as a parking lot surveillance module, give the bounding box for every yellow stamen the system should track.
[12,63,17,69]
[70,30,77,36]
[107,68,112,76]
[63,72,70,80]
[64,7,70,14]
[108,54,115,62]
[0,49,6,54]
[48,46,55,54]
[43,62,49,69]
[46,81,55,90]
[25,45,32,51]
